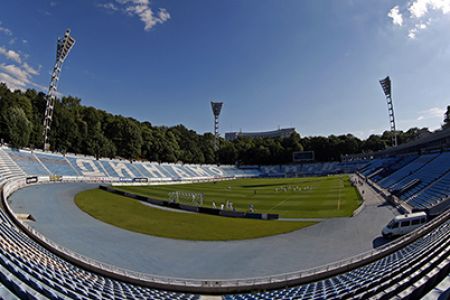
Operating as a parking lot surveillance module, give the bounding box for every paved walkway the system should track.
[9,182,396,280]
[352,174,382,205]
[353,174,401,214]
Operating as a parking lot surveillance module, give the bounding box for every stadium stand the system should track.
[0,213,200,300]
[393,152,450,198]
[0,150,26,187]
[259,160,367,178]
[358,156,399,178]
[353,150,450,213]
[377,153,440,190]
[224,220,450,300]
[2,149,49,177]
[0,145,449,299]
[3,145,450,215]
[5,145,448,217]
[407,171,450,210]
[33,152,79,176]
[1,147,259,181]
[370,154,419,182]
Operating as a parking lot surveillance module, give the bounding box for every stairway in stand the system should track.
[0,147,26,186]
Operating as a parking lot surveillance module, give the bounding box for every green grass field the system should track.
[75,189,313,241]
[116,175,361,218]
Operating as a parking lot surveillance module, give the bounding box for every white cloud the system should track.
[121,0,171,31]
[352,127,387,139]
[29,81,48,92]
[388,0,450,39]
[158,8,170,23]
[408,20,431,38]
[418,22,428,29]
[0,61,43,92]
[398,106,446,130]
[0,21,12,36]
[414,107,446,125]
[408,28,417,39]
[0,23,45,92]
[414,106,447,130]
[98,2,119,11]
[388,6,404,26]
[409,0,450,18]
[0,71,27,91]
[0,64,31,84]
[99,0,170,31]
[0,46,22,63]
[22,62,40,76]
[420,107,446,119]
[409,0,430,18]
[0,26,12,36]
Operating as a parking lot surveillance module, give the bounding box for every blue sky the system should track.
[0,0,449,138]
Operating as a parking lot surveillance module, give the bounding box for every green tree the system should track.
[200,133,216,164]
[4,107,32,148]
[217,141,237,164]
[122,118,143,160]
[159,130,179,162]
[444,106,450,129]
[362,134,386,152]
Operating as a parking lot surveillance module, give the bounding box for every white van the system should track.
[382,212,427,238]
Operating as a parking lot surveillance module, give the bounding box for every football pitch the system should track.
[116,175,362,218]
[75,189,314,241]
[75,175,361,241]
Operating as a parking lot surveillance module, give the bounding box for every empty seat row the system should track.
[359,151,450,211]
[224,221,450,300]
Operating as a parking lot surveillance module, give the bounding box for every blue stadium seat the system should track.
[3,149,49,176]
[34,152,78,176]
[378,153,439,189]
[224,222,449,300]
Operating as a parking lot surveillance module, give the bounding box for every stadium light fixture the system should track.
[379,76,397,147]
[211,101,223,151]
[43,29,76,151]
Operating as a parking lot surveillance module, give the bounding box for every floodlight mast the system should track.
[379,76,398,147]
[211,101,223,151]
[43,29,75,151]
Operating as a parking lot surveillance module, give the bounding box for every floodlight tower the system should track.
[379,76,398,147]
[211,101,223,151]
[43,29,76,151]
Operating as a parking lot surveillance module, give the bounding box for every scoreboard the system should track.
[292,151,315,162]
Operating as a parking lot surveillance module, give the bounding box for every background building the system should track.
[225,128,297,141]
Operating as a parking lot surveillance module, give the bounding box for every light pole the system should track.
[43,29,75,151]
[379,76,397,147]
[211,101,223,152]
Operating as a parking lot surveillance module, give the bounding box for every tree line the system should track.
[0,83,448,165]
